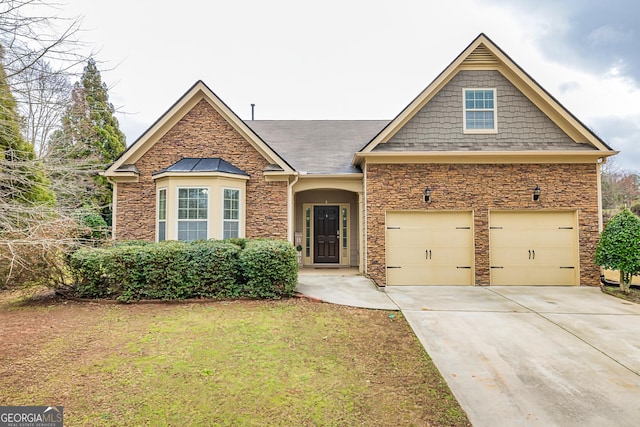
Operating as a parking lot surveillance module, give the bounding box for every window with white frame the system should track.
[158,188,167,241]
[223,188,240,239]
[464,89,496,132]
[177,188,208,241]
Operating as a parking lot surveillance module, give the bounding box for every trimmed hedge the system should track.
[240,239,299,298]
[68,239,298,302]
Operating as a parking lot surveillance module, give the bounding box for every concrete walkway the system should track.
[296,269,397,310]
[296,276,640,426]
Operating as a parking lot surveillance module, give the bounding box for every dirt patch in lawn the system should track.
[0,289,469,426]
[602,284,640,304]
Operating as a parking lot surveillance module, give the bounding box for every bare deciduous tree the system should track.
[14,56,71,157]
[0,148,109,287]
[1,1,88,159]
[0,0,106,289]
[601,158,640,213]
[0,0,87,79]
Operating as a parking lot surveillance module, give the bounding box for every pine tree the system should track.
[54,59,126,221]
[0,44,54,206]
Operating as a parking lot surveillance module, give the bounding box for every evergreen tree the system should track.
[0,44,54,206]
[53,59,126,221]
[595,208,640,293]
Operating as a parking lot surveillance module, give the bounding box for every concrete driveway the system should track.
[385,286,640,427]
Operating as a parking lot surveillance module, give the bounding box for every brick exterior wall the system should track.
[115,99,288,241]
[365,163,601,287]
[382,70,576,150]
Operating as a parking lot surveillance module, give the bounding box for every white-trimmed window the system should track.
[177,187,208,241]
[154,175,247,241]
[223,188,240,239]
[158,188,167,241]
[463,88,496,132]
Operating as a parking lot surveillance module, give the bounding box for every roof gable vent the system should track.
[463,43,499,66]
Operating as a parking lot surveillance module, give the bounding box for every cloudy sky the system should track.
[61,0,639,172]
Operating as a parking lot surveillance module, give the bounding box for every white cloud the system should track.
[56,0,640,171]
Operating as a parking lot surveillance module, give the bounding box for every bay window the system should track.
[154,179,246,242]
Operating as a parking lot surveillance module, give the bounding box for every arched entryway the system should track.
[294,188,360,268]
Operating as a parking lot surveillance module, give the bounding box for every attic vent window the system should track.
[463,88,497,133]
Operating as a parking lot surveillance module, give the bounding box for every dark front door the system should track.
[314,206,339,263]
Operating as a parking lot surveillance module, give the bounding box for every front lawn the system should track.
[0,291,469,426]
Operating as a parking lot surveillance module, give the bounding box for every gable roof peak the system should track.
[356,33,615,157]
[104,80,294,177]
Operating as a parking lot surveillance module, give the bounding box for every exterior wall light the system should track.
[533,185,541,201]
[424,187,431,203]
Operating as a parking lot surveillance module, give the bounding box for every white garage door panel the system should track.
[386,211,473,286]
[490,211,578,286]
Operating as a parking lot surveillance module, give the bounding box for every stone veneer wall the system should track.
[365,163,600,286]
[116,99,288,241]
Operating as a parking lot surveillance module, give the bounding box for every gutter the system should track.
[353,150,619,164]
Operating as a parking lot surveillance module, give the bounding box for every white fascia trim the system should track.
[355,150,618,164]
[152,171,250,180]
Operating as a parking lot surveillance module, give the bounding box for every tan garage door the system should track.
[386,211,473,285]
[489,211,579,286]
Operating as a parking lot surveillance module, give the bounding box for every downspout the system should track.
[287,173,300,243]
[597,159,604,232]
[361,163,367,274]
[597,158,606,286]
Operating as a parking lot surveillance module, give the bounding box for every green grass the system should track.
[0,294,469,426]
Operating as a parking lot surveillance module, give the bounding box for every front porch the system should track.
[298,267,360,276]
[293,187,363,270]
[295,268,395,310]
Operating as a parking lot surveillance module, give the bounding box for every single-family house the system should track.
[104,34,617,287]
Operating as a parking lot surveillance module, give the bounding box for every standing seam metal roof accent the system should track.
[152,157,250,176]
